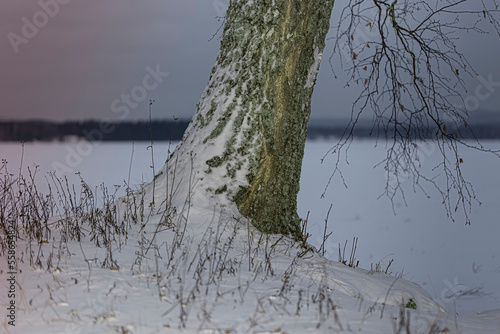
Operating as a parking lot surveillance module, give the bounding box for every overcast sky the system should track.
[1,0,499,122]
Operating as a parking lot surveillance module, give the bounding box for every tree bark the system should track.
[155,0,335,238]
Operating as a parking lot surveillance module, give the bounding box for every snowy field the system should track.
[1,138,499,333]
[298,140,500,316]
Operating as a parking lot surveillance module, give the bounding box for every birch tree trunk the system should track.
[152,0,335,238]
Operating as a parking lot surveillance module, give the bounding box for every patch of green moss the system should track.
[204,101,237,143]
[206,156,223,168]
[226,160,244,179]
[405,298,417,310]
[205,101,217,125]
[215,185,228,195]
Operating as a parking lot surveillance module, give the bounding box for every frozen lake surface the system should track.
[299,139,500,316]
[1,138,499,317]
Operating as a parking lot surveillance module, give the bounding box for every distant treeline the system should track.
[307,123,500,140]
[0,119,499,142]
[0,120,190,142]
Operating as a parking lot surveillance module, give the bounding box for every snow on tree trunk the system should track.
[148,0,335,238]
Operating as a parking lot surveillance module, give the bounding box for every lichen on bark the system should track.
[169,0,335,239]
[231,0,335,238]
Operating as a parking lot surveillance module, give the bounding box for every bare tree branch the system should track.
[324,0,500,223]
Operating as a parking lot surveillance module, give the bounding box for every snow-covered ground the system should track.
[1,139,499,333]
[299,140,500,317]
